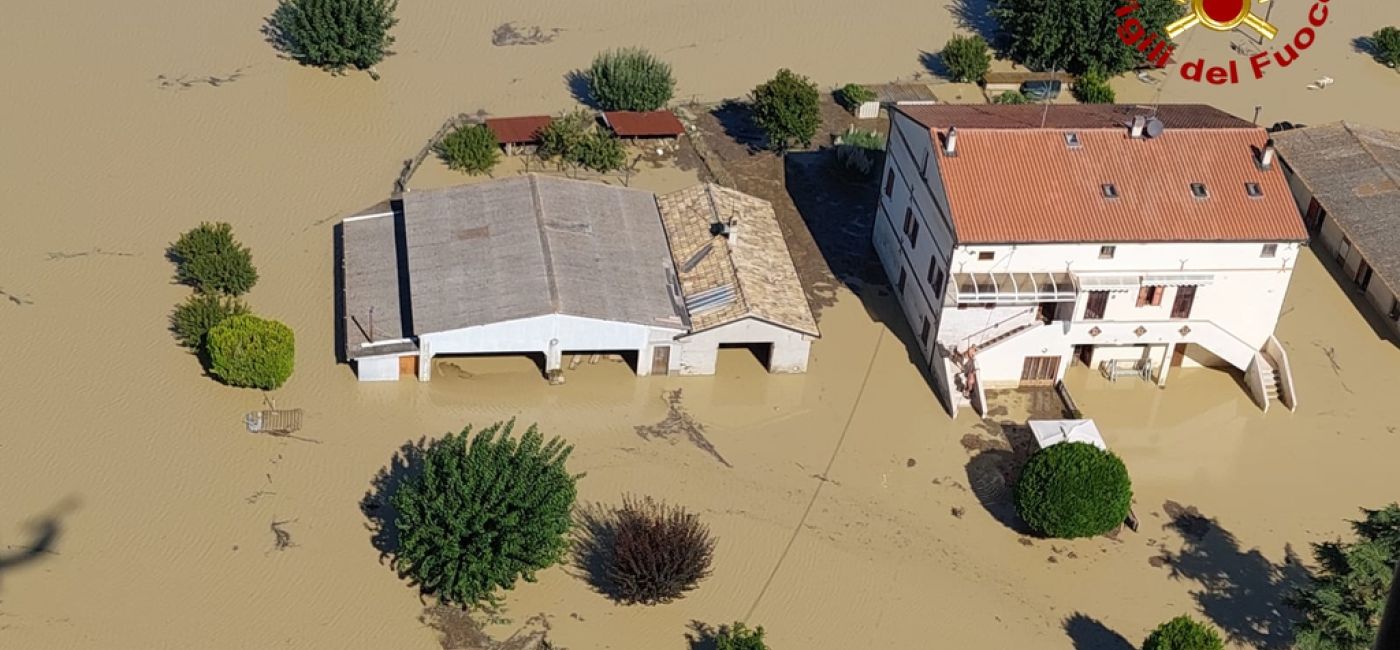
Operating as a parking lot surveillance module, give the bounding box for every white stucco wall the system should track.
[416,314,684,381]
[676,319,813,375]
[355,355,401,382]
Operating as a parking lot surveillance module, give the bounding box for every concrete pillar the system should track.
[1156,344,1175,388]
[417,352,432,382]
[768,338,811,373]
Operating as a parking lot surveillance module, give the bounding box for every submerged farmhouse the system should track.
[1272,122,1400,340]
[872,104,1307,416]
[340,175,817,382]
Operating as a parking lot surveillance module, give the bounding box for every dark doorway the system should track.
[718,342,773,372]
[1171,286,1197,319]
[1084,291,1109,320]
[1037,302,1058,323]
[1356,259,1373,291]
[1304,198,1326,233]
[1074,345,1094,367]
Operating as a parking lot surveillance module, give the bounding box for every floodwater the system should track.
[2,1,1399,648]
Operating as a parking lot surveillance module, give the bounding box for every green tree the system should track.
[570,130,627,173]
[1290,504,1400,650]
[390,422,578,608]
[268,0,398,72]
[168,222,259,296]
[941,34,992,83]
[715,622,769,650]
[170,293,250,349]
[206,315,295,389]
[1372,27,1400,68]
[993,90,1031,104]
[436,124,500,176]
[835,83,876,113]
[991,0,1181,75]
[537,110,594,167]
[1014,442,1132,538]
[1073,70,1116,103]
[751,69,821,152]
[1143,615,1225,650]
[587,48,675,111]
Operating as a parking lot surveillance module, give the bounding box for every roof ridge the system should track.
[1343,122,1400,193]
[705,184,752,315]
[527,174,562,313]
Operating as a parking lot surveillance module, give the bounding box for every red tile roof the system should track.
[485,116,552,145]
[931,128,1306,244]
[602,111,685,138]
[897,103,1256,130]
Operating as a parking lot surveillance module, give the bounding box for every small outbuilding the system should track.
[657,184,819,374]
[485,115,553,155]
[601,110,686,139]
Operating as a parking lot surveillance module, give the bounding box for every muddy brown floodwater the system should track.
[3,0,1400,648]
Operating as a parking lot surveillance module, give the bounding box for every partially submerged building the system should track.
[1272,123,1400,339]
[340,175,817,381]
[872,104,1307,415]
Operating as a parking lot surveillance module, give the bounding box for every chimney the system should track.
[725,217,740,249]
[1130,115,1147,139]
[1258,143,1276,171]
[944,127,958,156]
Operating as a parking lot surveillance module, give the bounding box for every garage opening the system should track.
[562,350,639,375]
[717,342,773,373]
[431,352,549,380]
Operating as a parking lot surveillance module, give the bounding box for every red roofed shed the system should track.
[485,116,552,153]
[602,111,685,139]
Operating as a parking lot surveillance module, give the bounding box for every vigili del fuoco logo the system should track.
[1115,0,1333,83]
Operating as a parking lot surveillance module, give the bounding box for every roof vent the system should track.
[944,127,958,156]
[1245,182,1263,198]
[1101,183,1120,199]
[1130,115,1147,139]
[1257,143,1276,171]
[1190,182,1209,199]
[1065,132,1082,149]
[1144,118,1165,138]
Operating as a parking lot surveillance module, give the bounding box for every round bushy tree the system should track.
[606,496,715,605]
[170,293,250,349]
[206,315,295,389]
[1073,70,1116,104]
[1143,615,1225,650]
[587,48,675,111]
[168,222,259,296]
[436,124,500,176]
[993,90,1030,104]
[268,0,398,72]
[751,69,821,152]
[942,34,991,83]
[715,622,769,650]
[1014,442,1132,538]
[992,0,1182,75]
[1373,27,1400,68]
[835,83,876,113]
[391,421,577,608]
[570,130,626,173]
[537,110,593,166]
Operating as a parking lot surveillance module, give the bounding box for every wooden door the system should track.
[1305,198,1325,233]
[1356,260,1373,291]
[1171,344,1187,368]
[1020,356,1060,386]
[651,346,670,376]
[1171,285,1197,319]
[1084,291,1108,320]
[399,355,418,377]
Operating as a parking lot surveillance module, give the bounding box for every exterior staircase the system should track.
[1264,363,1285,405]
[976,322,1039,351]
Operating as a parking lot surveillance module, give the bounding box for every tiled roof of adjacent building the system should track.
[892,104,1307,244]
[602,111,686,138]
[656,184,819,337]
[484,116,552,145]
[1273,122,1400,294]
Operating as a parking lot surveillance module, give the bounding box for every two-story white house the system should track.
[872,104,1308,416]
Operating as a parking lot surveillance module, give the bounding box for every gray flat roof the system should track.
[1274,122,1400,295]
[398,175,685,334]
[341,206,416,359]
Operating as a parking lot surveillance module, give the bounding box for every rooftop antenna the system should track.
[367,306,375,342]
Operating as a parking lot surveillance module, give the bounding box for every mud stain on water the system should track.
[633,388,731,467]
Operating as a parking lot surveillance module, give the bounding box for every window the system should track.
[1261,243,1277,258]
[977,251,994,261]
[897,267,908,294]
[1099,245,1116,259]
[909,219,921,247]
[921,150,930,175]
[1390,297,1400,322]
[928,262,946,300]
[1190,182,1209,199]
[1101,183,1119,199]
[1065,132,1082,149]
[1338,237,1351,264]
[1171,285,1197,319]
[901,208,920,247]
[1084,291,1109,320]
[1245,182,1263,198]
[919,316,931,345]
[1136,285,1164,307]
[884,169,896,197]
[902,208,914,237]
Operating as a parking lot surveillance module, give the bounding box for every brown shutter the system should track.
[1137,286,1149,307]
[1151,287,1164,306]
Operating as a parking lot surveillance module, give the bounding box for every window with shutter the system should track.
[884,169,896,197]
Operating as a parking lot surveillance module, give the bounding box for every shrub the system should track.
[1073,70,1116,103]
[168,222,259,296]
[751,69,821,152]
[839,128,885,151]
[171,293,250,349]
[1373,27,1400,68]
[835,83,876,112]
[267,0,398,71]
[606,496,715,605]
[537,110,593,165]
[941,34,991,83]
[1014,442,1132,538]
[390,421,577,608]
[1143,615,1225,650]
[570,130,627,173]
[1290,504,1400,650]
[715,622,769,650]
[992,0,1182,75]
[206,315,296,390]
[993,90,1031,104]
[587,48,675,111]
[436,124,500,176]
[835,128,885,176]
